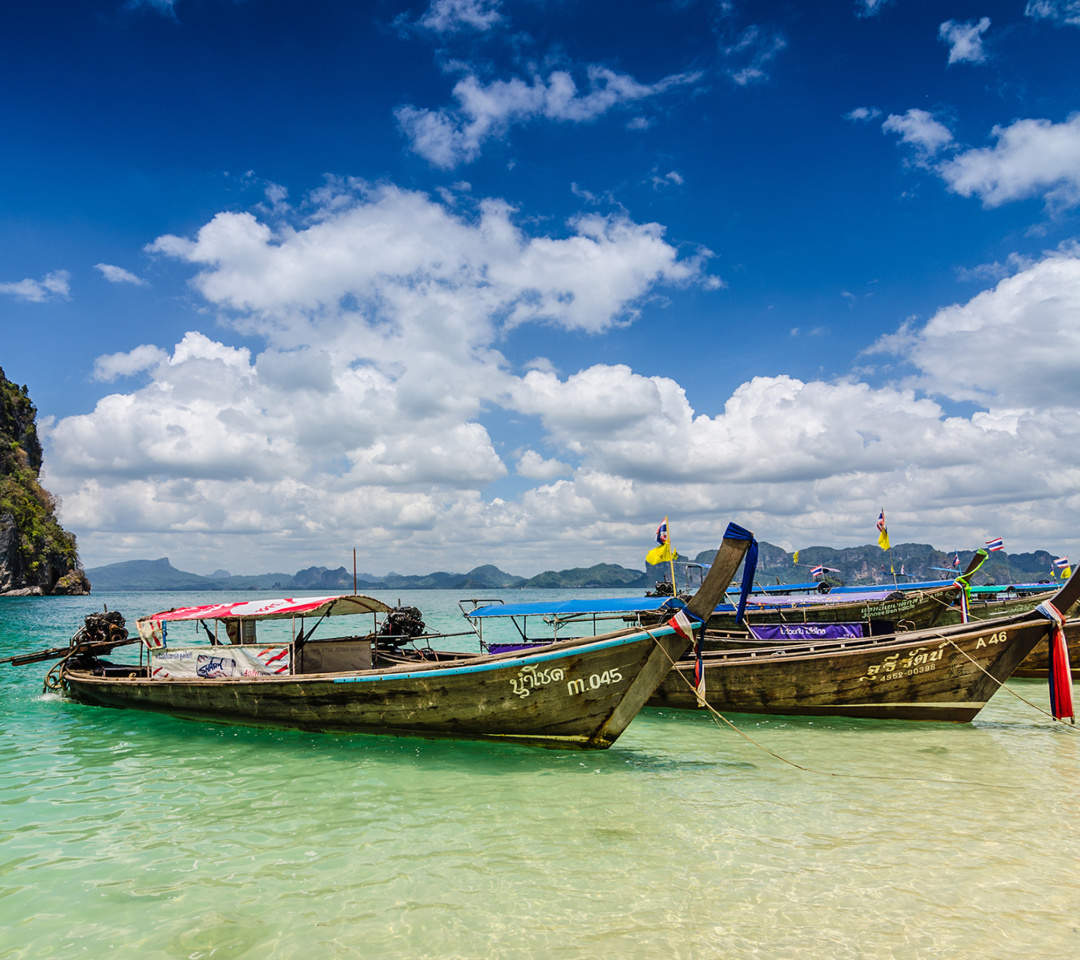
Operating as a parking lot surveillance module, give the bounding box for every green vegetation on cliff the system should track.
[1,367,88,594]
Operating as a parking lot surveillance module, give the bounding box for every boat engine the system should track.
[377,606,426,647]
[74,611,128,647]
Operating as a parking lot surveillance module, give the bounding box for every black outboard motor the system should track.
[75,611,128,647]
[377,606,426,647]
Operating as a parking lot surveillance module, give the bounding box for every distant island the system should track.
[83,557,657,592]
[84,541,1063,593]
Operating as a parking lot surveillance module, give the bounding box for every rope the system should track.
[938,636,1080,733]
[43,645,78,693]
[642,627,1006,787]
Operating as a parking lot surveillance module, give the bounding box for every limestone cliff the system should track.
[0,367,89,595]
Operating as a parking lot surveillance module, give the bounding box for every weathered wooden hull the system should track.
[937,592,1053,626]
[704,586,956,635]
[62,626,690,749]
[649,615,1052,722]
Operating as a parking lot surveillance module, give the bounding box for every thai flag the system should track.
[985,537,1004,552]
[952,553,960,568]
[1054,556,1070,569]
[811,565,825,578]
[655,518,669,545]
[876,510,887,534]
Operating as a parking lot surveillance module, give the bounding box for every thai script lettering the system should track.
[860,644,946,683]
[509,663,567,698]
[858,596,923,619]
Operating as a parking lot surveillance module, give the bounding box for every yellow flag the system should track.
[646,541,677,565]
[876,509,890,551]
[792,550,800,565]
[1064,567,1072,580]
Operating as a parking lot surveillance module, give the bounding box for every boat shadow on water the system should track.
[39,690,744,775]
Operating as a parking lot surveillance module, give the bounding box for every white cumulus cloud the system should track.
[147,183,702,335]
[396,66,699,168]
[516,450,571,480]
[93,344,170,381]
[0,270,71,303]
[937,113,1080,210]
[95,263,148,286]
[419,0,502,33]
[939,17,991,64]
[1025,1,1080,26]
[882,109,954,156]
[43,188,1080,573]
[870,249,1080,409]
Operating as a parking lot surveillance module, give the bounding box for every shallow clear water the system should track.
[2,591,1078,959]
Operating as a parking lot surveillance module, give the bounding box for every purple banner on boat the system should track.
[750,622,865,640]
[488,643,552,655]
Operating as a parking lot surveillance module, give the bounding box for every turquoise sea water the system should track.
[2,590,1079,960]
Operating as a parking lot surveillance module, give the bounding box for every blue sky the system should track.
[3,0,1080,575]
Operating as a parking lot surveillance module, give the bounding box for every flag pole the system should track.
[666,516,678,595]
[878,506,898,588]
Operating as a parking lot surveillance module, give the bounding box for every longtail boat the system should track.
[648,566,1080,722]
[464,560,982,653]
[13,523,756,749]
[697,550,988,637]
[1015,628,1080,681]
[466,553,1077,723]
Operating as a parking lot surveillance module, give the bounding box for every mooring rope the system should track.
[643,627,1007,787]
[42,646,77,694]
[935,635,1080,733]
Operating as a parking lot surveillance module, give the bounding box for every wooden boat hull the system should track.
[1011,621,1080,680]
[649,615,1052,722]
[61,626,689,749]
[939,592,1053,625]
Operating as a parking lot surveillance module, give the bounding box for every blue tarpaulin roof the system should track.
[466,578,972,621]
[467,596,680,619]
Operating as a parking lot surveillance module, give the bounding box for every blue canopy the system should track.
[968,583,1053,595]
[467,596,681,619]
[827,579,953,592]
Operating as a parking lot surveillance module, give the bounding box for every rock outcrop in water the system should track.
[0,367,89,595]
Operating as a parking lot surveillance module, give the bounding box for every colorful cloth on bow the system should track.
[667,609,706,706]
[1035,600,1075,722]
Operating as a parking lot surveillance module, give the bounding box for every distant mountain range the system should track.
[695,541,1063,589]
[84,541,1065,593]
[84,558,656,592]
